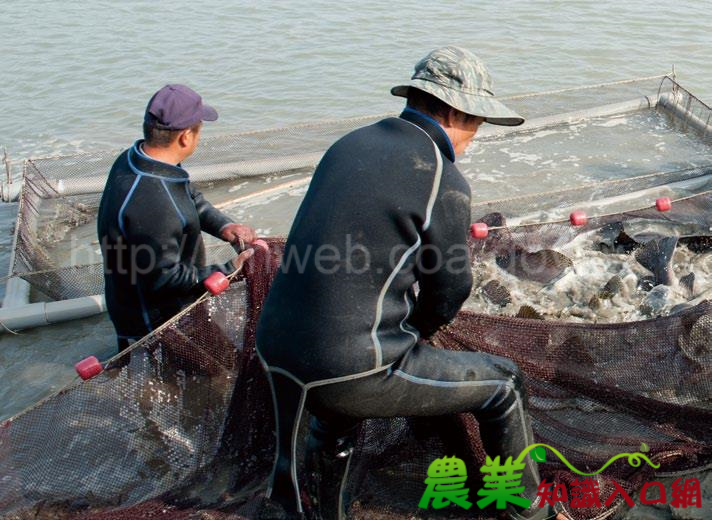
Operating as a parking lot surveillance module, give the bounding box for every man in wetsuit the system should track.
[98,84,255,350]
[256,47,566,520]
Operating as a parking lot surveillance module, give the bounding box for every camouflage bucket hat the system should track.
[391,46,524,126]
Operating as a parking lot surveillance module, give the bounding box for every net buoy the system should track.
[656,197,672,212]
[470,223,489,239]
[569,210,588,226]
[75,356,103,380]
[204,272,229,295]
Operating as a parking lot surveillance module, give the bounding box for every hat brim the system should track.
[391,80,524,127]
[200,104,219,122]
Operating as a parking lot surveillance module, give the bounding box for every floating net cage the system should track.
[3,76,712,519]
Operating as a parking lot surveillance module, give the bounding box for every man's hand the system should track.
[220,223,256,247]
[230,248,255,272]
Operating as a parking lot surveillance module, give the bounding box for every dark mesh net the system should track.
[2,233,712,519]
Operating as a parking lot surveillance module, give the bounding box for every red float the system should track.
[75,356,103,380]
[569,210,588,226]
[470,222,489,239]
[656,197,672,212]
[204,272,229,295]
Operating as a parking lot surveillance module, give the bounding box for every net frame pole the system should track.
[0,294,106,333]
[477,95,659,140]
[658,92,712,136]
[2,162,30,308]
[44,151,324,199]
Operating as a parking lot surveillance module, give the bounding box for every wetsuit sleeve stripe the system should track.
[370,236,422,367]
[118,175,142,237]
[422,139,443,232]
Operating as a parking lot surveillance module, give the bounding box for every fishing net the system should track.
[2,75,712,519]
[2,237,712,520]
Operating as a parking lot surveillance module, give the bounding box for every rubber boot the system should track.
[304,416,358,520]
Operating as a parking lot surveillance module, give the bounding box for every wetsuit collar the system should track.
[128,140,189,180]
[399,107,456,162]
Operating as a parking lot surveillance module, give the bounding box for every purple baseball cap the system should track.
[144,84,218,130]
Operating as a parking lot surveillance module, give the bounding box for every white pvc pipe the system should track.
[214,176,312,210]
[0,294,106,333]
[44,152,324,201]
[188,151,324,182]
[477,95,658,139]
[0,152,324,202]
[657,92,712,136]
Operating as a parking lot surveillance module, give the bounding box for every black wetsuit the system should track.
[256,110,550,519]
[97,141,235,346]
